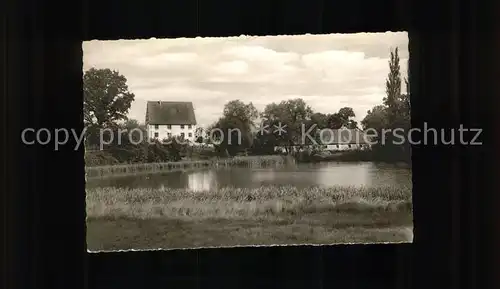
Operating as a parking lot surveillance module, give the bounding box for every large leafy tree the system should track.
[83,68,135,128]
[361,105,388,132]
[210,100,259,156]
[310,113,329,129]
[260,98,313,152]
[327,107,358,129]
[83,68,135,148]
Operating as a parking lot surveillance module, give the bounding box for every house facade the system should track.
[321,127,371,151]
[145,101,197,143]
[273,127,371,153]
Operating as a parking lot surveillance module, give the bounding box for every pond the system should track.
[86,161,412,190]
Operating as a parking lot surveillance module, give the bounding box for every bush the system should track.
[85,151,119,166]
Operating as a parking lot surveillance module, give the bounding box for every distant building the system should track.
[320,127,371,151]
[145,101,197,143]
[273,126,371,153]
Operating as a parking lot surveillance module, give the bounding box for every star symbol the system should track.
[257,121,270,135]
[273,122,287,135]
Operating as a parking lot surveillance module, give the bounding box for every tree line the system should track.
[361,47,410,162]
[83,47,410,166]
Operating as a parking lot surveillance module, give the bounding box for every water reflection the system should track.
[187,170,217,192]
[86,161,412,190]
[315,162,372,187]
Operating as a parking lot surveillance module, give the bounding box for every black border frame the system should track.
[2,0,499,288]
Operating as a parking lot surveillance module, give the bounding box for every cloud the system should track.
[83,32,408,127]
[212,60,250,75]
[130,52,200,69]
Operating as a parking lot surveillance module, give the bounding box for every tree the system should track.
[346,120,359,129]
[104,118,146,163]
[337,107,358,129]
[337,107,355,122]
[210,100,259,156]
[261,98,313,153]
[83,68,135,128]
[223,100,259,124]
[360,47,411,163]
[326,113,343,129]
[383,47,402,126]
[310,113,329,129]
[361,105,388,133]
[83,68,135,148]
[399,59,411,127]
[397,59,412,162]
[324,107,357,129]
[123,119,140,130]
[252,130,278,155]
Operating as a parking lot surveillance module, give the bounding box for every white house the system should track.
[273,127,371,153]
[145,101,197,143]
[321,127,371,151]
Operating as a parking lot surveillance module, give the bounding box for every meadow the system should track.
[86,185,413,251]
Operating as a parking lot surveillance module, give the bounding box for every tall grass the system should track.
[86,185,412,221]
[85,155,295,178]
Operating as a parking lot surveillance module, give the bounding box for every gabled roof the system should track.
[146,101,197,125]
[317,128,369,145]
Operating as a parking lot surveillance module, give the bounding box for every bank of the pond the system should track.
[86,185,413,250]
[295,150,411,166]
[86,155,295,178]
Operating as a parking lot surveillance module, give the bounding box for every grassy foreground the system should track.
[86,185,413,251]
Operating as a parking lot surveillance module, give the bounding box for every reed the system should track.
[86,185,413,250]
[86,185,412,220]
[85,155,294,178]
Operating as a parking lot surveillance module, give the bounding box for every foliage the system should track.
[84,118,190,165]
[256,100,358,155]
[83,68,135,127]
[209,100,258,156]
[383,48,402,125]
[361,47,411,163]
[83,68,135,147]
[84,150,119,166]
[259,98,314,153]
[361,105,388,139]
[84,47,410,165]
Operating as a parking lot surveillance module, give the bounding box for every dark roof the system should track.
[317,128,369,145]
[146,101,197,125]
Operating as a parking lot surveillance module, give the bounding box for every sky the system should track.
[83,32,408,128]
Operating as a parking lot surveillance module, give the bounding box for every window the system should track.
[188,125,192,129]
[167,125,171,129]
[154,132,158,138]
[154,124,159,130]
[180,132,185,138]
[188,133,192,137]
[180,125,185,129]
